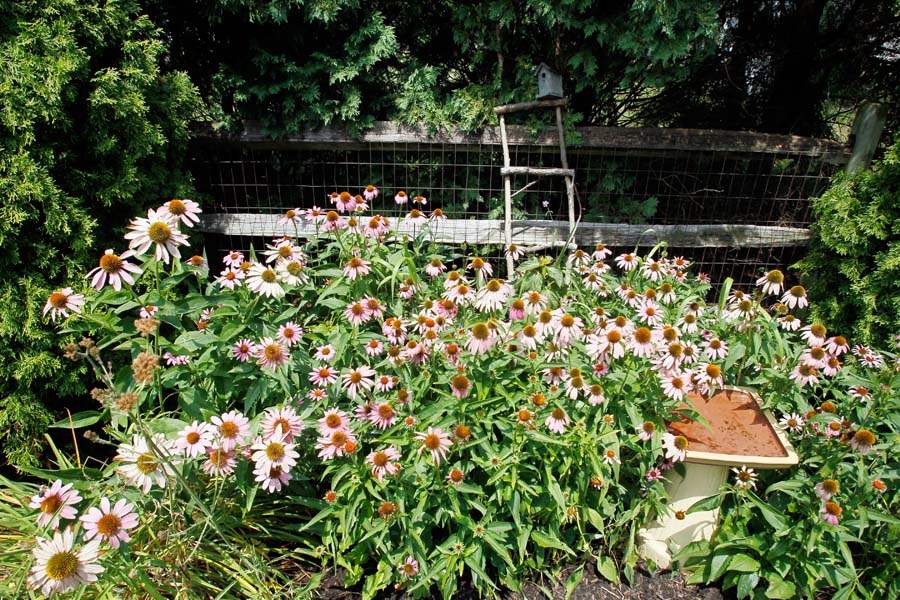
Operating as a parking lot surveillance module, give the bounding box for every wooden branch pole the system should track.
[556,106,576,236]
[498,114,515,278]
[493,98,568,115]
[847,102,886,174]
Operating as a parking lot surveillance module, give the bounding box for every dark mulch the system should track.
[315,560,726,600]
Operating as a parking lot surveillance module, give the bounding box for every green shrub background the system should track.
[796,138,900,350]
[0,0,199,467]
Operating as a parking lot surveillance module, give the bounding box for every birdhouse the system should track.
[536,63,563,99]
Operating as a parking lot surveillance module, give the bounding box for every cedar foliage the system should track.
[796,138,900,349]
[0,0,199,466]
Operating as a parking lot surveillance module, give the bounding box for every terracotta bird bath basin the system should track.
[638,386,798,569]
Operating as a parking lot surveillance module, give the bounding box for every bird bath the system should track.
[638,386,798,569]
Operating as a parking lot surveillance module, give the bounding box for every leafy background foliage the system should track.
[0,0,199,467]
[797,138,900,349]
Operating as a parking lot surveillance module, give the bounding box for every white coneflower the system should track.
[251,429,299,473]
[703,337,728,360]
[27,529,103,596]
[342,366,376,398]
[343,256,371,280]
[780,285,808,309]
[778,314,801,331]
[756,269,785,295]
[660,370,692,401]
[210,410,249,451]
[416,427,452,464]
[662,432,689,462]
[505,244,524,261]
[116,434,174,493]
[545,407,569,434]
[124,209,188,264]
[615,252,639,271]
[602,449,620,465]
[732,466,757,490]
[158,198,202,228]
[474,279,511,312]
[43,288,85,322]
[467,257,492,279]
[276,259,308,286]
[277,208,303,227]
[246,263,285,298]
[425,257,446,278]
[522,290,547,316]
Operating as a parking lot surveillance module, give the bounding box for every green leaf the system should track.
[764,575,796,599]
[728,553,761,573]
[564,564,584,600]
[748,495,788,531]
[736,573,759,599]
[596,555,619,584]
[49,410,103,429]
[531,530,575,555]
[686,494,721,514]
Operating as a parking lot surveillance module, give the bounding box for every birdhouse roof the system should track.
[535,62,558,76]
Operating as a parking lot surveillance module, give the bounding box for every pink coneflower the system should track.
[254,463,291,493]
[825,336,849,356]
[125,208,188,264]
[467,257,493,279]
[443,270,465,289]
[801,346,828,369]
[344,301,369,326]
[583,272,608,294]
[658,342,686,370]
[343,366,376,398]
[508,298,526,321]
[217,267,244,290]
[370,402,397,429]
[815,479,839,501]
[637,421,656,441]
[374,374,395,393]
[801,323,828,346]
[848,386,871,402]
[474,279,511,312]
[231,339,257,362]
[416,427,452,464]
[661,371,692,401]
[363,339,383,357]
[256,337,289,370]
[465,322,497,355]
[163,352,189,366]
[542,366,567,386]
[307,388,327,402]
[399,556,419,578]
[587,383,606,406]
[30,480,81,529]
[444,282,475,306]
[318,408,351,436]
[316,428,357,460]
[399,278,420,299]
[202,447,237,476]
[27,529,103,596]
[223,251,244,267]
[820,501,842,525]
[246,263,285,298]
[275,322,302,347]
[261,405,305,442]
[637,301,662,327]
[43,288,85,322]
[343,256,371,280]
[334,191,356,213]
[278,208,303,227]
[402,339,430,364]
[849,429,876,454]
[824,419,843,438]
[413,194,427,206]
[449,373,472,399]
[778,413,804,433]
[858,349,884,369]
[394,190,409,205]
[553,313,584,347]
[756,269,784,296]
[314,344,336,362]
[363,184,379,201]
[695,362,724,394]
[405,208,428,225]
[174,421,213,458]
[447,468,465,485]
[211,411,249,451]
[704,338,728,360]
[87,249,142,291]
[309,365,338,387]
[431,208,446,221]
[780,285,808,309]
[425,257,446,278]
[592,243,612,260]
[322,210,346,231]
[522,290,547,316]
[545,407,569,434]
[305,206,326,224]
[626,326,656,359]
[564,371,587,400]
[645,468,663,482]
[566,248,591,271]
[79,497,138,549]
[366,446,402,480]
[790,363,819,387]
[139,305,158,319]
[662,433,689,462]
[615,252,639,271]
[641,259,665,282]
[158,198,201,228]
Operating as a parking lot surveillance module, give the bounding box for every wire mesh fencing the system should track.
[188,122,848,292]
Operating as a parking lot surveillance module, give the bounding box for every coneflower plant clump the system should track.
[3,191,897,599]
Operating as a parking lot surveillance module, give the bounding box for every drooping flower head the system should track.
[124,209,188,264]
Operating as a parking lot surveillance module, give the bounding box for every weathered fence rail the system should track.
[189,120,849,287]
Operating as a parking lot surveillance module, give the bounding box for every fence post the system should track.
[847,102,886,174]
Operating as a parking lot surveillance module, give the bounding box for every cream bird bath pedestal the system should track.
[638,386,798,569]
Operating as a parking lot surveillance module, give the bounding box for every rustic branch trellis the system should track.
[189,120,850,289]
